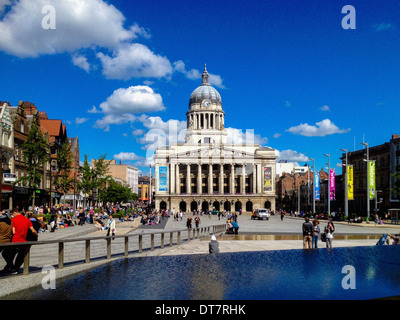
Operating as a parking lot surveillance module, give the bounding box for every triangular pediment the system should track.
[173,145,256,159]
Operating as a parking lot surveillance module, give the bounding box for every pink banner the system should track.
[329,169,335,200]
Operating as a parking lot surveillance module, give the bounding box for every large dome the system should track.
[189,66,222,106]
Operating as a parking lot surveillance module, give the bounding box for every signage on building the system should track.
[159,166,168,191]
[3,173,16,183]
[263,167,272,191]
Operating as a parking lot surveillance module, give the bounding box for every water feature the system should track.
[4,245,400,300]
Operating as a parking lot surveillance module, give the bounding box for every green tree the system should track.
[92,154,112,206]
[18,118,49,208]
[77,154,95,207]
[392,171,400,200]
[54,140,74,205]
[101,179,138,204]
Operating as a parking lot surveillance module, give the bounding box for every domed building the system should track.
[154,66,277,213]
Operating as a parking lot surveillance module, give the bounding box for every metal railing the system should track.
[0,223,226,276]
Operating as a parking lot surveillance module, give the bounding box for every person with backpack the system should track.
[324,220,335,248]
[302,216,313,249]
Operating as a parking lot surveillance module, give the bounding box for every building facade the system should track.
[154,66,277,213]
[342,134,400,216]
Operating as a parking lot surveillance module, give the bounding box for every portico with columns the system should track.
[154,66,276,213]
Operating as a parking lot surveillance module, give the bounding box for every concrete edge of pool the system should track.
[0,235,393,299]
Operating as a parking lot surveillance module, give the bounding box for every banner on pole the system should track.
[329,169,335,200]
[369,161,376,199]
[315,171,320,201]
[347,165,354,200]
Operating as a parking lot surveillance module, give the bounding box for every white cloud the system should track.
[0,0,138,58]
[75,117,89,125]
[136,115,187,164]
[320,105,331,112]
[273,133,281,139]
[132,129,145,136]
[226,127,268,145]
[88,105,100,114]
[97,43,173,80]
[94,113,136,131]
[0,0,11,15]
[113,152,141,161]
[275,149,309,163]
[173,60,225,88]
[372,23,393,31]
[286,119,350,137]
[72,54,90,72]
[99,85,165,114]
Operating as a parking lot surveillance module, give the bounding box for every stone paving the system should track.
[0,213,399,298]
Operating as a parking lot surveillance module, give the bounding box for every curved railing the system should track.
[0,223,227,276]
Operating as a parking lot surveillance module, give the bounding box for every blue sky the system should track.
[0,0,399,174]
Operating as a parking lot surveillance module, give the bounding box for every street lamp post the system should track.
[308,157,315,214]
[340,148,348,219]
[361,142,370,218]
[323,153,330,216]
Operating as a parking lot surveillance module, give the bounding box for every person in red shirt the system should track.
[8,208,38,274]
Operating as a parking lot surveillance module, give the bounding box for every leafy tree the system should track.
[101,179,138,204]
[54,140,74,204]
[18,118,49,207]
[77,155,95,207]
[92,154,112,206]
[392,171,400,200]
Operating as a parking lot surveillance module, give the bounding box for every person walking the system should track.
[107,215,116,240]
[194,216,201,229]
[302,216,313,249]
[312,219,320,249]
[0,212,13,273]
[324,220,335,248]
[8,208,38,274]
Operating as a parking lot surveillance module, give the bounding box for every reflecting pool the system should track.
[6,246,400,300]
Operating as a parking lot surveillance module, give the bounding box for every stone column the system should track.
[241,164,246,194]
[170,163,175,194]
[197,164,202,195]
[257,164,262,194]
[208,164,213,194]
[176,164,180,194]
[219,164,224,194]
[187,164,191,195]
[252,164,257,194]
[230,164,235,194]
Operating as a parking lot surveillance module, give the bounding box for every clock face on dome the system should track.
[202,100,211,108]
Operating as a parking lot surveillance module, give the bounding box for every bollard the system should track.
[124,237,129,257]
[58,242,64,269]
[107,238,111,259]
[177,231,181,245]
[170,232,173,247]
[85,240,90,263]
[151,234,155,251]
[139,235,143,253]
[161,233,164,249]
